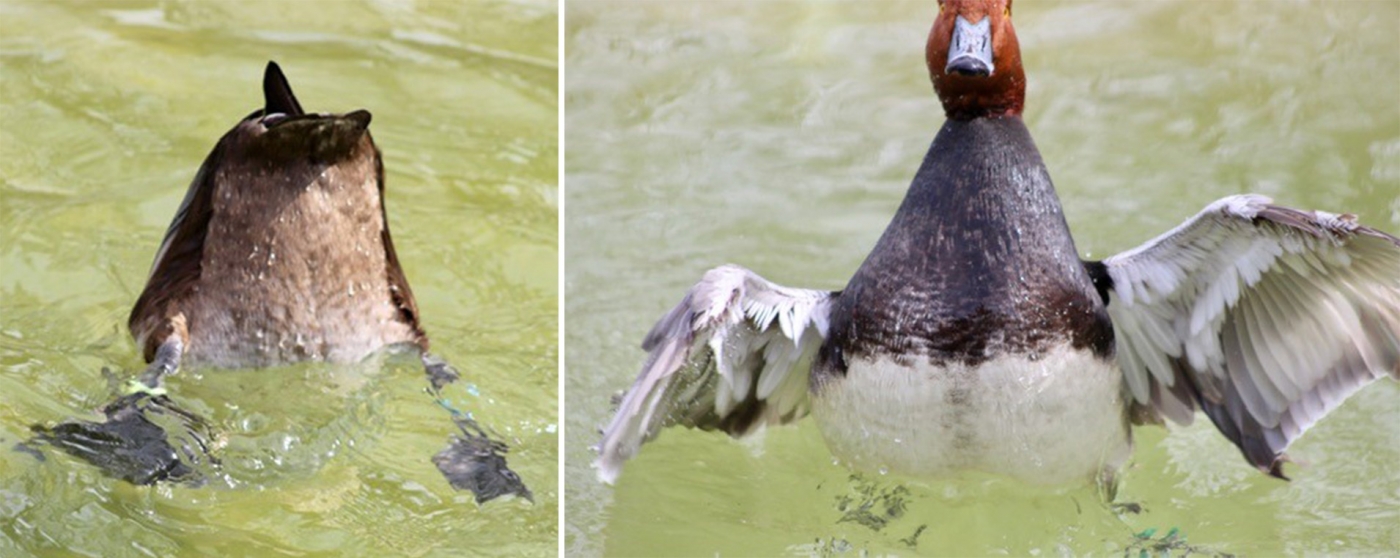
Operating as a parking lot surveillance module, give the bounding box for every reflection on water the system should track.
[565,1,1399,555]
[0,1,557,556]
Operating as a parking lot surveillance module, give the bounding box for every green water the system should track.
[565,1,1399,556]
[1,1,557,556]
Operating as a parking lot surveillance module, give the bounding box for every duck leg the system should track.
[135,337,183,392]
[23,322,212,485]
[420,352,532,504]
[422,351,460,391]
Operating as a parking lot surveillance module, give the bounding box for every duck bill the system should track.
[946,15,994,77]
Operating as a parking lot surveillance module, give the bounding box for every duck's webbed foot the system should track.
[433,413,533,504]
[28,391,216,485]
[24,338,217,485]
[420,352,531,504]
[1097,465,1145,514]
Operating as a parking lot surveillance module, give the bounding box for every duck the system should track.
[128,61,425,379]
[595,0,1400,487]
[49,61,530,502]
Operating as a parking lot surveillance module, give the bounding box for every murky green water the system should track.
[1,1,557,556]
[565,1,1399,556]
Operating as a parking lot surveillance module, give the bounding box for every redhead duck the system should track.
[34,62,528,502]
[595,0,1400,486]
[129,61,424,378]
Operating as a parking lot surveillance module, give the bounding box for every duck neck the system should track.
[900,116,1077,263]
[818,116,1112,371]
[844,115,1093,333]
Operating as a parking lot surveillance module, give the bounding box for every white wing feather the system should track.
[1100,194,1400,476]
[594,264,836,484]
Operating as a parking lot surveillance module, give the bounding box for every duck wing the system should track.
[1084,194,1400,478]
[594,264,837,484]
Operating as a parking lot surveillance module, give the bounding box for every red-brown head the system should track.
[927,0,1025,120]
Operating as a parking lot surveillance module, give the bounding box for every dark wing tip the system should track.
[262,60,304,117]
[1266,456,1291,481]
[1194,384,1293,482]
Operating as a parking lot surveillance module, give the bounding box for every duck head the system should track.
[927,0,1025,120]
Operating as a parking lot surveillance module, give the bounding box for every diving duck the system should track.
[595,0,1400,486]
[49,61,530,502]
[129,62,425,378]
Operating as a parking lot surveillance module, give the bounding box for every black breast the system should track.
[817,117,1113,376]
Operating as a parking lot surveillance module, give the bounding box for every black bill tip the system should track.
[947,55,992,77]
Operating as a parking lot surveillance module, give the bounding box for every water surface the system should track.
[565,1,1399,555]
[1,1,558,556]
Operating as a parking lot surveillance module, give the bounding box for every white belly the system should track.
[811,343,1131,485]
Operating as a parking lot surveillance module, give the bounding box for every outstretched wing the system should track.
[594,264,838,484]
[1085,194,1400,478]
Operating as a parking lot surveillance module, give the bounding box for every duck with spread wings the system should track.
[595,0,1400,487]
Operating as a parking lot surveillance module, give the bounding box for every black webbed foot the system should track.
[420,352,530,504]
[28,392,216,486]
[432,413,532,504]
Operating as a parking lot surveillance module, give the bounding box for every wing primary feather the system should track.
[594,265,836,483]
[1101,195,1400,478]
